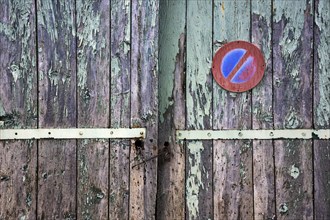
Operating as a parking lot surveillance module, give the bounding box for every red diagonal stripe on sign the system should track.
[226,50,252,82]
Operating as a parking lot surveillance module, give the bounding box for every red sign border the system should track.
[212,40,266,92]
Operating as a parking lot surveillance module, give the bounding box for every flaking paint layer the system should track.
[315,0,330,128]
[77,0,104,90]
[186,142,204,219]
[274,0,310,89]
[159,0,185,123]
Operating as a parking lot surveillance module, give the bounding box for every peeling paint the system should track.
[186,141,204,219]
[9,64,21,83]
[279,203,288,214]
[315,0,330,128]
[252,0,271,61]
[158,0,185,123]
[76,0,104,90]
[274,1,307,60]
[290,164,300,179]
[284,107,302,129]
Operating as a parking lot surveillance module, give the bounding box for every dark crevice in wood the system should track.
[312,1,316,219]
[35,0,39,219]
[249,1,255,220]
[271,0,277,219]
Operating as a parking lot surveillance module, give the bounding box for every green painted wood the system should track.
[0,0,37,219]
[251,0,276,219]
[157,0,186,219]
[130,0,159,219]
[186,1,213,219]
[314,0,330,219]
[213,1,253,219]
[37,0,77,218]
[76,0,110,219]
[110,0,130,219]
[273,0,313,219]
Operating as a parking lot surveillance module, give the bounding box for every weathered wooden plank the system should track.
[186,1,213,219]
[76,0,110,219]
[37,0,76,218]
[157,0,186,219]
[273,0,313,219]
[130,0,159,219]
[0,2,37,219]
[110,0,130,219]
[251,1,276,219]
[314,0,330,219]
[213,1,253,219]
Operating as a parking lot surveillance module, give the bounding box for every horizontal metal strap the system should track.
[176,129,330,140]
[0,128,146,140]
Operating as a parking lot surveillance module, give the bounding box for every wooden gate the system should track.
[0,0,329,220]
[158,0,329,220]
[1,0,158,219]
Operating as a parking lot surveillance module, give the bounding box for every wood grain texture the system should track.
[110,0,130,219]
[76,0,110,219]
[130,0,159,219]
[213,1,253,219]
[157,0,186,219]
[273,0,313,219]
[0,1,37,219]
[37,0,77,218]
[186,1,213,219]
[313,0,330,219]
[251,0,276,219]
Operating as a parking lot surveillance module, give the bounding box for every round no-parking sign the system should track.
[212,40,265,92]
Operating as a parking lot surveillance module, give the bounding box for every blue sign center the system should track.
[220,48,257,84]
[221,49,246,78]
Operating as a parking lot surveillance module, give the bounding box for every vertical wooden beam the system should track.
[157,0,186,219]
[251,0,276,219]
[213,1,253,219]
[76,0,110,219]
[273,0,313,219]
[37,0,77,218]
[314,0,330,219]
[110,0,130,219]
[130,0,159,219]
[186,1,213,219]
[0,0,37,219]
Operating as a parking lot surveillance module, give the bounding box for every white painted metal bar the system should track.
[0,128,146,140]
[176,129,330,140]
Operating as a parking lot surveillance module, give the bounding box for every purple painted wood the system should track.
[110,0,130,218]
[252,0,276,219]
[213,1,253,219]
[76,0,110,219]
[313,0,330,219]
[130,0,159,219]
[0,1,37,218]
[273,1,313,219]
[37,0,77,218]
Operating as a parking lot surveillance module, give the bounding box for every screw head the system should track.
[79,131,83,135]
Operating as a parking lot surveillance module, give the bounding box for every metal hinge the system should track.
[0,128,146,140]
[176,129,330,140]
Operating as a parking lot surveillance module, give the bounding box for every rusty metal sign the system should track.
[212,40,265,92]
